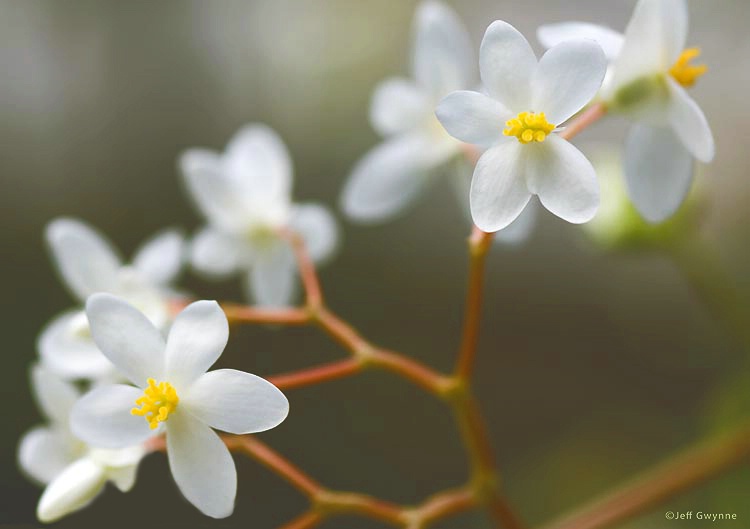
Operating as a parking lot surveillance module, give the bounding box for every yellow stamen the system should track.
[503,112,556,144]
[131,378,179,429]
[669,48,707,87]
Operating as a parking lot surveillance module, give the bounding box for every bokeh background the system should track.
[2,0,749,527]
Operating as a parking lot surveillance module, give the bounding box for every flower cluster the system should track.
[20,127,326,520]
[19,0,714,524]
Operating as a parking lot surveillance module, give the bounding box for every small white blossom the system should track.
[70,294,289,518]
[40,219,184,380]
[537,0,714,222]
[18,365,145,523]
[436,21,607,232]
[340,1,473,222]
[180,124,338,307]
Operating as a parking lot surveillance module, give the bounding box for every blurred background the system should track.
[1,0,749,527]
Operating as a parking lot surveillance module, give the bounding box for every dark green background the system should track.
[1,0,748,527]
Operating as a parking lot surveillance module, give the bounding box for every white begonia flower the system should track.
[436,21,607,232]
[340,1,473,222]
[70,294,290,518]
[40,218,185,380]
[18,365,145,523]
[180,124,338,308]
[537,0,714,223]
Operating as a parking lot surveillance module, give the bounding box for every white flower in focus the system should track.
[40,219,184,380]
[180,124,338,307]
[537,0,714,223]
[18,365,145,523]
[340,1,473,222]
[436,21,607,232]
[71,294,289,518]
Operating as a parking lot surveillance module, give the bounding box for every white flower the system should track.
[70,294,290,518]
[40,219,184,380]
[537,0,714,223]
[180,124,338,308]
[18,365,145,523]
[436,21,607,232]
[340,1,473,222]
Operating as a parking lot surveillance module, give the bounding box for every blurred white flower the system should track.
[40,219,184,380]
[180,124,338,308]
[71,294,289,518]
[537,0,714,223]
[18,365,145,523]
[436,21,607,232]
[340,1,473,222]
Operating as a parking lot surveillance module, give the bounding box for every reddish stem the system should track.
[279,511,324,529]
[455,227,495,380]
[488,494,528,529]
[559,102,607,141]
[313,307,450,395]
[315,490,406,526]
[221,303,311,325]
[416,487,479,527]
[540,423,750,529]
[281,228,323,308]
[370,349,452,396]
[268,358,364,390]
[223,435,323,498]
[313,307,372,353]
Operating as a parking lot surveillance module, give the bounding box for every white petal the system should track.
[479,20,537,111]
[532,39,607,125]
[183,369,289,434]
[494,200,538,245]
[289,203,339,263]
[46,218,122,302]
[132,229,185,286]
[537,22,624,61]
[38,310,116,380]
[451,154,536,247]
[436,90,511,147]
[166,411,236,518]
[86,294,166,386]
[31,365,79,425]
[341,134,452,222]
[526,134,599,223]
[370,77,431,136]
[611,0,688,87]
[469,141,531,232]
[18,427,75,485]
[107,464,139,492]
[224,124,293,204]
[179,149,250,233]
[88,445,146,469]
[667,79,714,162]
[248,240,298,308]
[624,124,694,222]
[70,384,155,449]
[37,458,107,523]
[164,300,228,388]
[190,227,249,278]
[412,1,473,97]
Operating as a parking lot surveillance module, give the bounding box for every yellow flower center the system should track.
[503,112,556,144]
[131,378,179,429]
[669,48,707,87]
